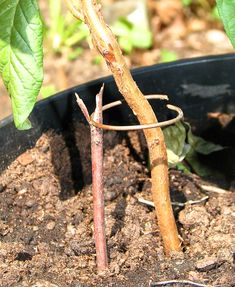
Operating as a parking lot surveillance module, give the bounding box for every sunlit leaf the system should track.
[0,0,43,129]
[216,0,235,48]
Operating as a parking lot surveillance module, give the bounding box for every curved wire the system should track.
[89,95,184,131]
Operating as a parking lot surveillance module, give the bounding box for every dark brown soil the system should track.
[0,124,234,287]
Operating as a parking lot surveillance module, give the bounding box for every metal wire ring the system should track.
[90,95,183,131]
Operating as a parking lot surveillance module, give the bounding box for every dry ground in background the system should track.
[0,0,234,120]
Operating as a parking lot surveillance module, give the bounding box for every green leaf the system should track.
[184,122,225,177]
[131,26,152,49]
[163,121,225,177]
[186,122,224,155]
[112,18,132,37]
[182,0,192,6]
[160,49,178,63]
[0,0,43,129]
[118,36,133,54]
[185,148,222,177]
[112,18,152,53]
[163,121,190,165]
[40,85,57,99]
[216,0,235,48]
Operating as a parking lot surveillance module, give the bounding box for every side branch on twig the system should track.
[64,0,84,21]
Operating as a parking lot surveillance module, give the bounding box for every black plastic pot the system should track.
[1,54,235,176]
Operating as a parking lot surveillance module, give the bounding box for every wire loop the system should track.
[90,95,183,131]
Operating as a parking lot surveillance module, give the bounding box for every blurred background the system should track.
[0,0,234,120]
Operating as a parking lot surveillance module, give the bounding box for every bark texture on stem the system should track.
[76,87,108,271]
[70,0,181,254]
[91,86,108,270]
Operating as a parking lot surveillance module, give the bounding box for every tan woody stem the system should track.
[67,0,181,255]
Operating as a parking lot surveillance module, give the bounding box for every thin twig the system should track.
[200,184,232,194]
[75,86,108,271]
[185,196,209,205]
[75,93,90,123]
[138,196,209,208]
[90,84,108,271]
[64,0,84,21]
[150,279,209,287]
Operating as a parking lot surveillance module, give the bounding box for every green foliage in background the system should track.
[112,17,152,54]
[182,0,220,21]
[182,0,193,6]
[211,5,220,21]
[40,85,57,99]
[47,0,89,53]
[182,0,215,10]
[160,49,178,63]
[0,0,43,129]
[216,0,235,48]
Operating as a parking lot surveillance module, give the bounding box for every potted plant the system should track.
[0,52,235,286]
[0,1,234,286]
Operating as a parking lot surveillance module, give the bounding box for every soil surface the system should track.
[0,124,234,287]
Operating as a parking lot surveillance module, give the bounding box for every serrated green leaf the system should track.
[0,0,43,129]
[216,0,235,48]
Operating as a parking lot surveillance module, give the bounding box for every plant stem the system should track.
[91,86,108,270]
[76,86,108,271]
[67,0,181,254]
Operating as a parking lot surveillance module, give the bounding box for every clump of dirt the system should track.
[0,125,234,287]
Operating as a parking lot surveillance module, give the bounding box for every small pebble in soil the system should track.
[0,221,10,236]
[178,206,210,227]
[17,153,34,166]
[25,199,37,208]
[188,270,201,281]
[0,184,5,193]
[195,257,219,272]
[15,251,33,261]
[17,188,28,195]
[46,221,56,230]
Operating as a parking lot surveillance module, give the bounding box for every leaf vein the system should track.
[0,0,13,18]
[12,26,34,56]
[18,1,29,25]
[11,50,37,81]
